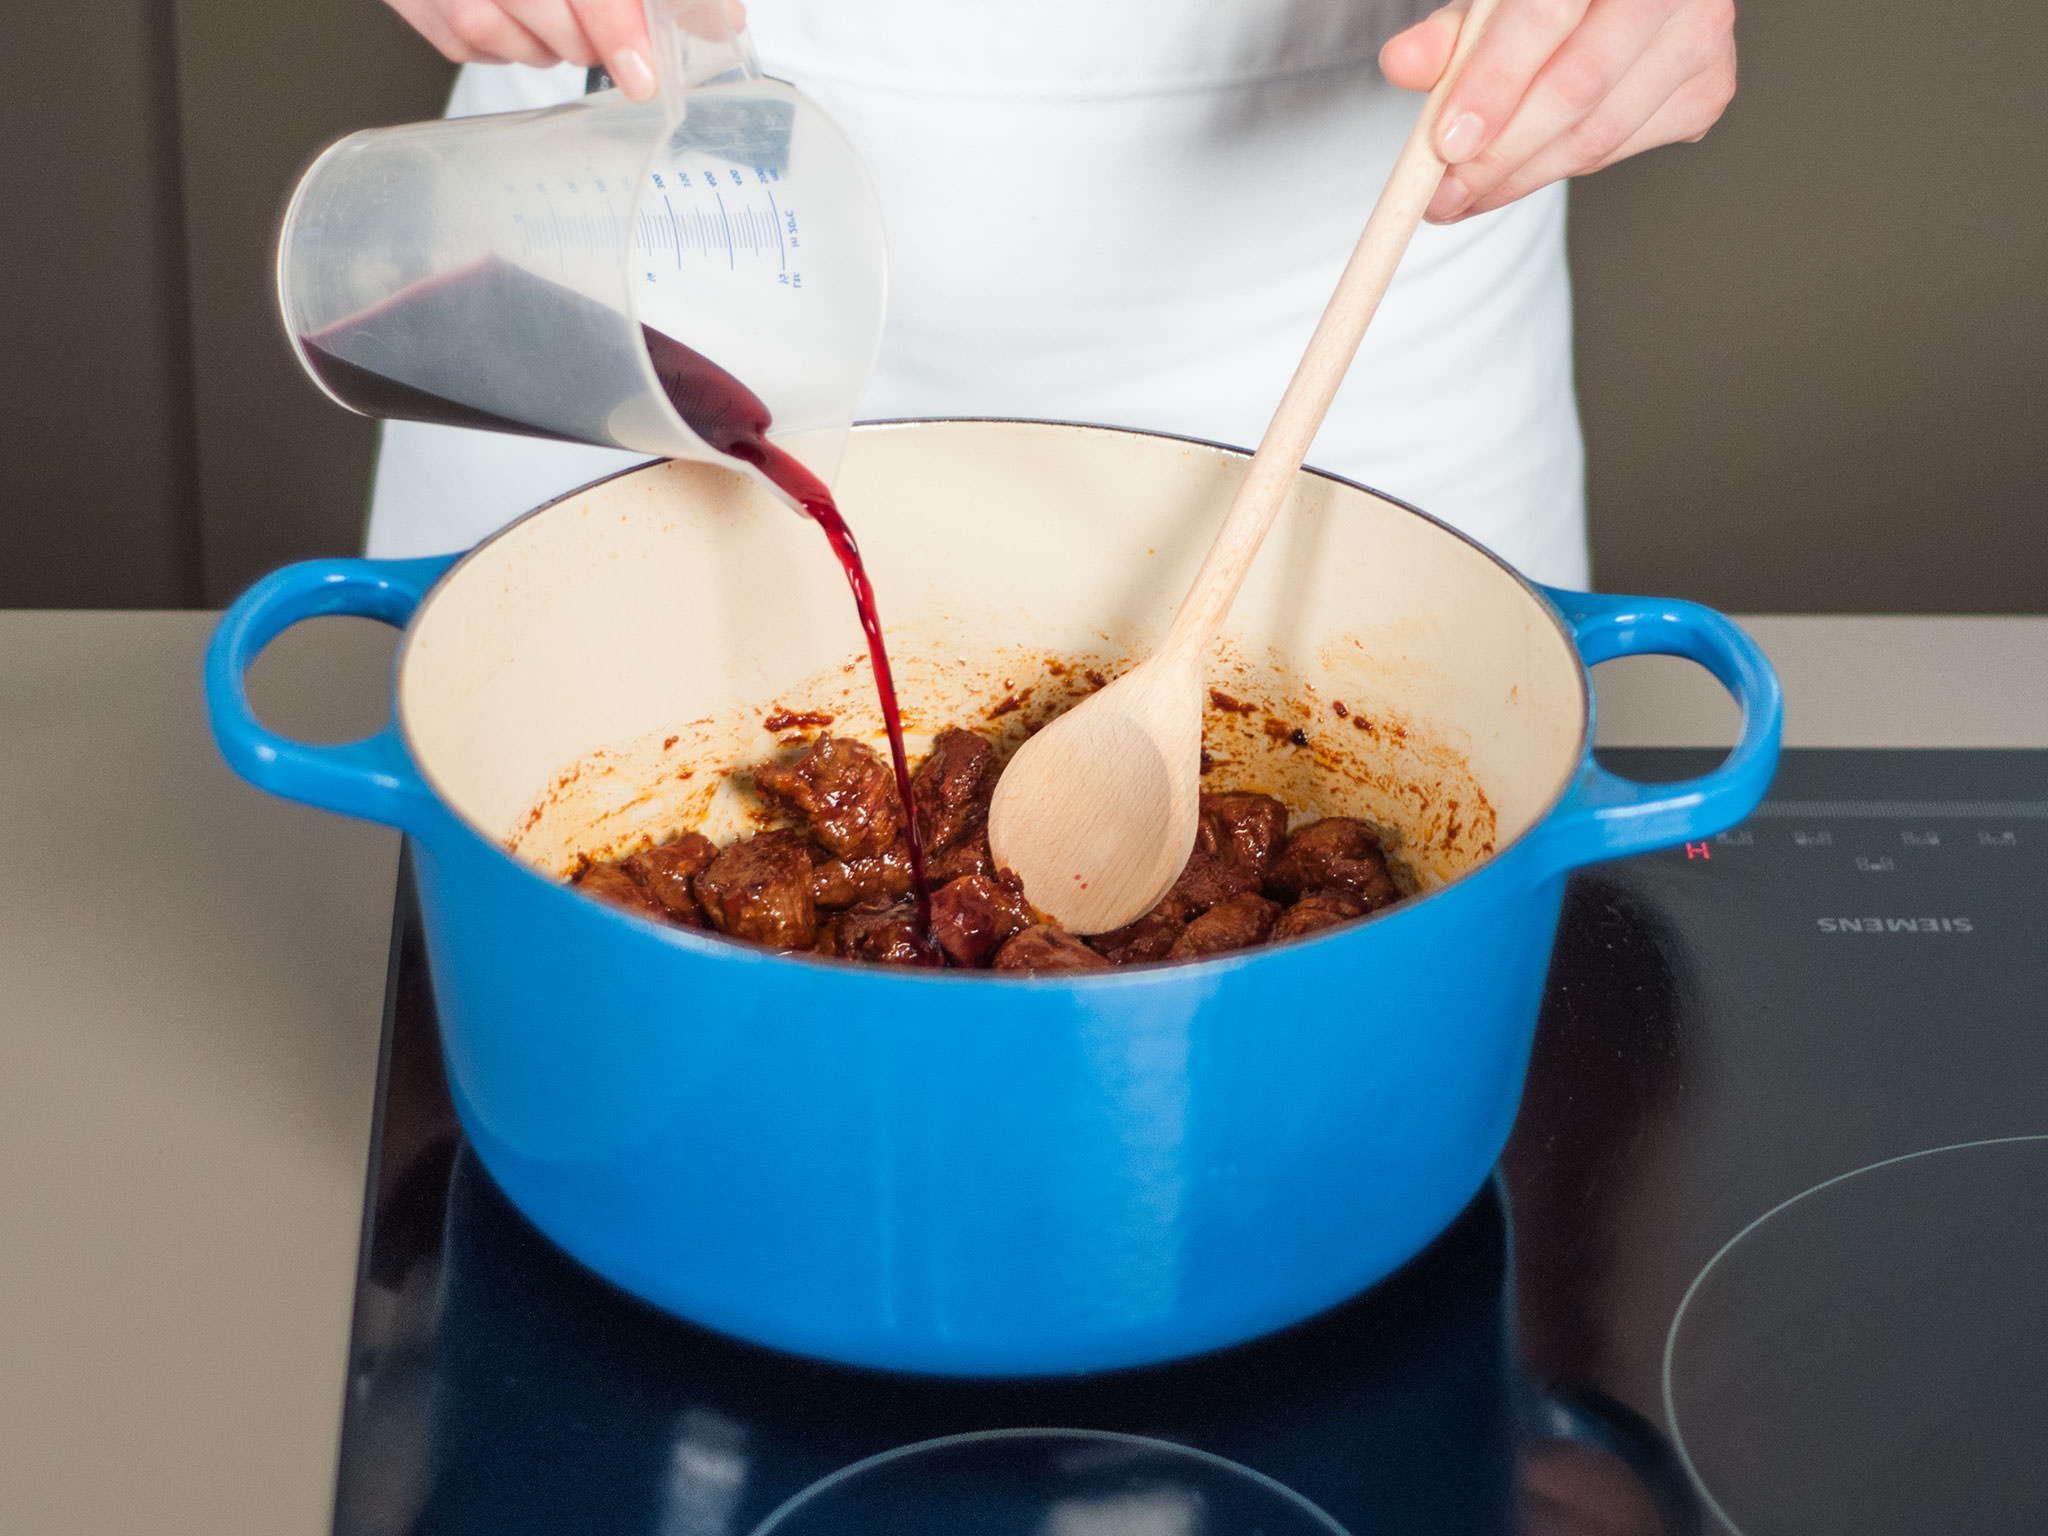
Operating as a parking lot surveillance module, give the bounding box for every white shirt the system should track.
[366,0,1588,587]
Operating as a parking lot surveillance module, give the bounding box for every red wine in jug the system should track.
[301,259,649,444]
[301,261,935,941]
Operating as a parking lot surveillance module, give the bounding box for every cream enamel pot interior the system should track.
[207,420,1780,1375]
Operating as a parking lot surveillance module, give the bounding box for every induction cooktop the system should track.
[330,750,2048,1536]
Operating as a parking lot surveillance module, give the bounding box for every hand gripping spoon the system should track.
[986,0,1501,934]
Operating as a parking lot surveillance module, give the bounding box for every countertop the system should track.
[4,611,2046,1535]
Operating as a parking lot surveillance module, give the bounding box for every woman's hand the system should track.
[380,0,745,99]
[382,0,658,93]
[1380,0,1737,223]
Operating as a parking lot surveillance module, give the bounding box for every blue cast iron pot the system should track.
[206,421,1779,1376]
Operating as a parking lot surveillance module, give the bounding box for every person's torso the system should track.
[747,0,1427,95]
[420,0,1586,585]
[747,0,1437,333]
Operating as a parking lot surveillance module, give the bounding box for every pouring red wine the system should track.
[301,259,936,956]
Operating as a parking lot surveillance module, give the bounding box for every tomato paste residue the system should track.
[763,708,837,733]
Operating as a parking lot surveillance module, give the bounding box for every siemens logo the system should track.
[1817,917,1973,934]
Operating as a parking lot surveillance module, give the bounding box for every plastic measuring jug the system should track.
[277,0,886,487]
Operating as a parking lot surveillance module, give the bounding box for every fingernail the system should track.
[612,48,657,100]
[1428,173,1472,222]
[1438,110,1485,163]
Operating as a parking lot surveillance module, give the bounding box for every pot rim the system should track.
[390,417,1592,983]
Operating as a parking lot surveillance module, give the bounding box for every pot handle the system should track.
[206,555,458,834]
[1530,587,1783,875]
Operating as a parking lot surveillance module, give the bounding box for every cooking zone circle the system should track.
[1661,1135,2048,1536]
[748,1427,1352,1536]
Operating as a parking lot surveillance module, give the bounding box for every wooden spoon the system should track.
[987,0,1501,934]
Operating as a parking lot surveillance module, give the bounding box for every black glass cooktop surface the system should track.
[332,751,2048,1536]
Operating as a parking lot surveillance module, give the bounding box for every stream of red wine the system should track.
[300,261,935,950]
[639,325,935,942]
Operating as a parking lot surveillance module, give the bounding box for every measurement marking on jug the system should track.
[662,193,683,269]
[546,185,568,268]
[714,190,735,270]
[765,188,785,271]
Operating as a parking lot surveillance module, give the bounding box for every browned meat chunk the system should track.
[1087,903,1187,965]
[620,832,716,925]
[574,861,669,922]
[815,895,929,966]
[1141,796,1287,922]
[1269,887,1370,942]
[912,727,999,850]
[1166,848,1263,917]
[1196,792,1289,879]
[929,873,1036,968]
[693,830,817,949]
[1329,849,1400,909]
[992,924,1112,973]
[753,735,900,858]
[926,807,993,883]
[810,839,914,910]
[1266,817,1400,909]
[1167,893,1282,960]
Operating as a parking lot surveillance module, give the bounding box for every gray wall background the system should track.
[3,0,2043,610]
[0,0,453,607]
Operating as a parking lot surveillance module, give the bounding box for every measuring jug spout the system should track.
[277,0,885,490]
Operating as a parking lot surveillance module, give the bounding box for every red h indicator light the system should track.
[1686,842,1711,860]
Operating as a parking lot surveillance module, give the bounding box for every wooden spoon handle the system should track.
[1163,0,1501,655]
